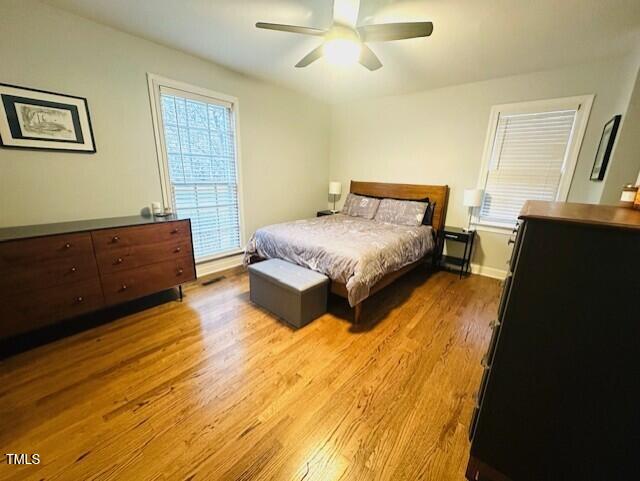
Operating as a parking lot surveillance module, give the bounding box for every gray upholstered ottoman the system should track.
[248,259,329,328]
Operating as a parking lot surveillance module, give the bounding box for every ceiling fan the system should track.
[256,0,433,71]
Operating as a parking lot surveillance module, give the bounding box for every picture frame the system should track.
[590,114,621,181]
[0,83,96,153]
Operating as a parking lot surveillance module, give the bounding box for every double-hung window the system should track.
[148,75,243,263]
[475,96,593,229]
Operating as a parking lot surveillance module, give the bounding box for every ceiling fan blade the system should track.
[295,45,324,68]
[357,22,433,42]
[359,45,382,71]
[256,22,326,36]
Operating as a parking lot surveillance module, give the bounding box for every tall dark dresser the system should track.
[467,201,640,481]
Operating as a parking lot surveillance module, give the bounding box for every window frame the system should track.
[473,95,594,232]
[147,73,246,263]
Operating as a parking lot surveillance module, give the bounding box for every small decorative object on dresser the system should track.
[0,83,96,152]
[329,181,342,213]
[151,201,163,216]
[317,210,334,217]
[590,114,621,181]
[436,226,476,278]
[620,184,638,207]
[0,215,196,341]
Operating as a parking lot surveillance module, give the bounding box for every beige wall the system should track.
[2,0,638,277]
[330,55,639,274]
[0,0,331,243]
[601,60,640,204]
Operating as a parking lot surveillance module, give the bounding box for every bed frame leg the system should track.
[354,303,362,323]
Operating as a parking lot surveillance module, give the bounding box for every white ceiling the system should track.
[45,0,640,103]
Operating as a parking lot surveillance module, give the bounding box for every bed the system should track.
[245,181,449,321]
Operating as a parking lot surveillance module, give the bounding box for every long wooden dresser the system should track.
[466,201,640,481]
[0,215,196,340]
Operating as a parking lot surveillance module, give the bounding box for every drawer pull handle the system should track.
[121,284,128,291]
[64,242,72,249]
[112,235,120,243]
[115,257,123,264]
[481,355,489,368]
[508,237,515,245]
[75,296,84,303]
[175,247,182,253]
[70,266,77,273]
[177,268,184,275]
[171,228,180,234]
[445,234,457,239]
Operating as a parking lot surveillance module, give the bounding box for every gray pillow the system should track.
[374,198,429,226]
[342,193,381,219]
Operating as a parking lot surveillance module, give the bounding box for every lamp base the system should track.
[330,209,339,214]
[464,212,474,232]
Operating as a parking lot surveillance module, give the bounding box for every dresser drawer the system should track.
[91,220,191,254]
[481,320,501,369]
[0,233,94,267]
[101,256,195,305]
[0,278,104,339]
[0,255,99,296]
[95,237,193,274]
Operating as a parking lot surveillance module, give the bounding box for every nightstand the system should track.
[317,210,335,217]
[436,226,476,278]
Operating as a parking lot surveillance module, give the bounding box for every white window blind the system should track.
[159,87,241,261]
[478,109,578,227]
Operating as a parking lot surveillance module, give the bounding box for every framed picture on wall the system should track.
[590,114,621,181]
[0,83,96,152]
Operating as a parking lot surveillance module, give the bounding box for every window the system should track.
[475,96,593,229]
[148,75,243,262]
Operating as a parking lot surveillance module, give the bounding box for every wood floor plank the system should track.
[0,267,500,480]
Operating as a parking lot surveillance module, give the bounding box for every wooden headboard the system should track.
[350,181,450,233]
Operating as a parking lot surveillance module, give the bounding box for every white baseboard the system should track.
[196,256,507,281]
[470,263,508,280]
[196,254,244,278]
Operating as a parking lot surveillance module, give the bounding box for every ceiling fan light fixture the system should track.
[256,2,434,71]
[323,38,362,66]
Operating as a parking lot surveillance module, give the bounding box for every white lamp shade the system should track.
[329,181,342,195]
[463,189,483,207]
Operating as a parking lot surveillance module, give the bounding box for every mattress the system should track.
[244,214,435,306]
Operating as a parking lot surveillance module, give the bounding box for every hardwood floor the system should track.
[0,266,500,481]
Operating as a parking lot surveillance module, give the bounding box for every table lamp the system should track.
[463,189,483,231]
[329,181,342,213]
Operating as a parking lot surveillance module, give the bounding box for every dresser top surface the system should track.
[0,215,185,243]
[519,201,640,231]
